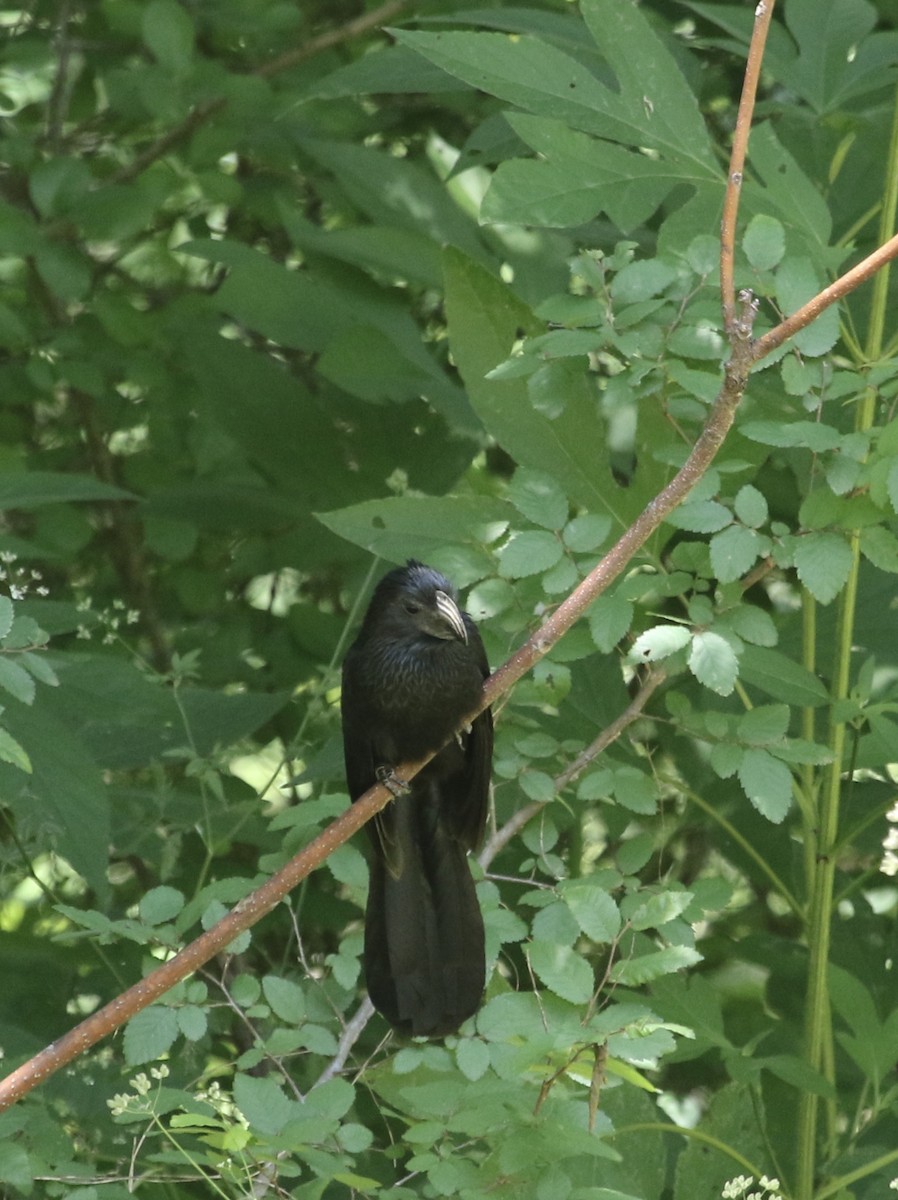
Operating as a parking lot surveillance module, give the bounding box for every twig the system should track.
[720,0,776,331]
[753,229,898,360]
[478,667,667,869]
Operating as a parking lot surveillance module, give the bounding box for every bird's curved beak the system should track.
[434,590,468,643]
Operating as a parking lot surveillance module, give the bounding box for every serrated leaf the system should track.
[233,1073,295,1136]
[629,890,694,932]
[0,658,35,705]
[19,651,58,687]
[611,945,702,986]
[177,1005,208,1042]
[776,257,840,355]
[139,886,185,926]
[726,604,777,647]
[262,975,306,1024]
[710,742,743,779]
[529,940,595,1003]
[612,765,658,815]
[630,624,691,662]
[860,525,898,574]
[794,531,853,604]
[738,703,790,745]
[124,1005,179,1065]
[588,594,633,652]
[563,512,611,552]
[508,468,569,530]
[738,747,793,823]
[455,1038,490,1081]
[710,524,762,583]
[743,213,785,270]
[666,499,732,533]
[733,484,769,528]
[688,631,739,696]
[559,878,621,942]
[497,530,563,578]
[0,725,31,773]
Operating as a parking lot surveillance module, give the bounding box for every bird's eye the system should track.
[403,601,421,615]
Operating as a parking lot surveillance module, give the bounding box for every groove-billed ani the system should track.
[341,560,493,1037]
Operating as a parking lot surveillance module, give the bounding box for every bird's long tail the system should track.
[363,785,485,1037]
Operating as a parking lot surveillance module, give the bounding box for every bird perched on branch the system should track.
[341,560,493,1037]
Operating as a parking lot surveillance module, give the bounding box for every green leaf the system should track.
[529,940,595,1004]
[725,604,777,647]
[743,213,786,270]
[177,1005,208,1042]
[262,975,306,1024]
[688,631,739,696]
[860,525,898,574]
[233,1073,296,1136]
[666,499,732,533]
[738,704,790,745]
[710,524,762,583]
[0,726,31,773]
[630,624,691,662]
[733,484,769,528]
[508,468,569,530]
[0,472,134,508]
[317,495,509,564]
[443,248,623,519]
[794,531,853,604]
[738,747,793,823]
[611,259,678,303]
[563,513,611,552]
[559,878,621,942]
[611,945,701,986]
[455,1038,490,1082]
[612,765,658,815]
[628,890,694,932]
[709,742,743,779]
[142,0,195,72]
[740,645,830,706]
[589,594,634,652]
[0,658,35,705]
[124,1005,179,1065]
[497,530,563,578]
[775,257,840,356]
[139,886,185,926]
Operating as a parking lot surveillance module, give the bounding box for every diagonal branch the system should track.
[0,295,760,1113]
[720,0,776,331]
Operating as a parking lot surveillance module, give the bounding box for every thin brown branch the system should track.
[0,772,402,1112]
[720,0,776,330]
[478,667,668,869]
[753,229,898,360]
[111,0,410,185]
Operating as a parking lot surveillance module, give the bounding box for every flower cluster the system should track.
[107,1063,169,1117]
[0,552,49,601]
[722,1176,782,1200]
[76,595,140,644]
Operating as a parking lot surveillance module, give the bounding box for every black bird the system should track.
[341,560,493,1037]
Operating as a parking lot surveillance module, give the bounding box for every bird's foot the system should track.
[375,765,411,797]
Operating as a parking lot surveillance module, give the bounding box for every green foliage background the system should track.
[3,0,898,1196]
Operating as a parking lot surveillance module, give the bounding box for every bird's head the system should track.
[365,560,469,644]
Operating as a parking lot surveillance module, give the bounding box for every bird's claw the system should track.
[376,765,411,797]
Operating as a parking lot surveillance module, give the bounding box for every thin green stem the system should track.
[795,78,898,1200]
[614,1122,777,1187]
